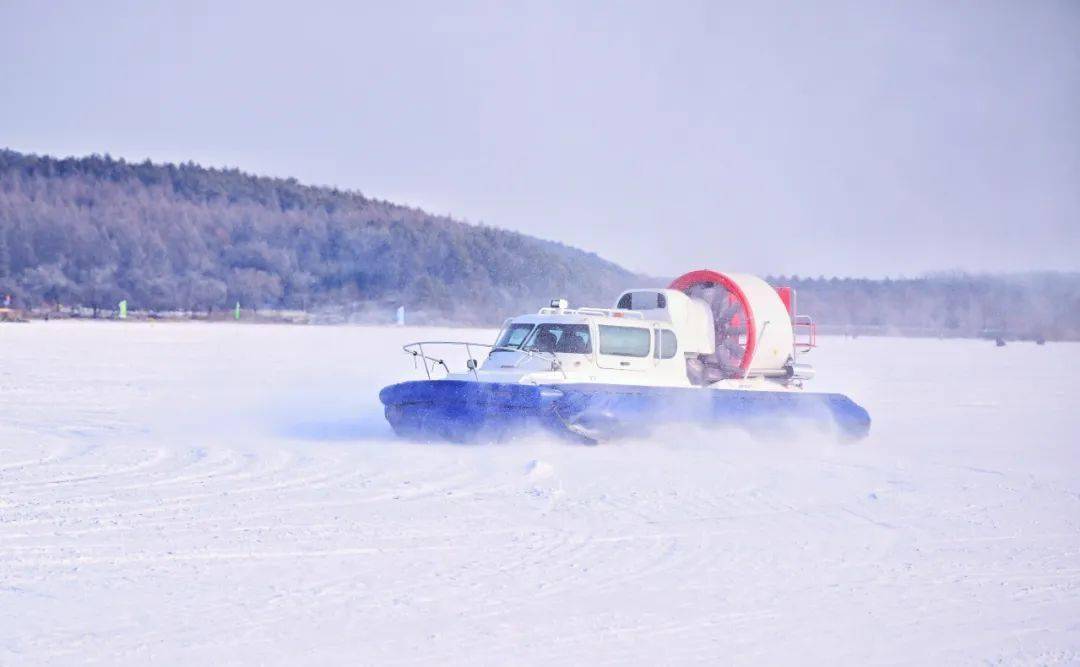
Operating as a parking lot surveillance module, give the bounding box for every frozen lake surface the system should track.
[2,321,1078,664]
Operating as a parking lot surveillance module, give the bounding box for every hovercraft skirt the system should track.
[379,380,871,442]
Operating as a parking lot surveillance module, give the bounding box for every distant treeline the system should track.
[0,149,636,323]
[769,273,1080,340]
[1,148,1077,338]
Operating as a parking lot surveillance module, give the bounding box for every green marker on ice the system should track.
[119,299,127,319]
[234,302,241,320]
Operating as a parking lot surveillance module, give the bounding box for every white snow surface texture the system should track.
[1,321,1078,665]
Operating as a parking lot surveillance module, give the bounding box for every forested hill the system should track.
[0,149,640,322]
[1,149,1077,339]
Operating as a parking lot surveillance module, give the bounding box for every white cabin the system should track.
[440,271,815,392]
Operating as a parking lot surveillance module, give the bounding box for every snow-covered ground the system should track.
[1,320,1078,665]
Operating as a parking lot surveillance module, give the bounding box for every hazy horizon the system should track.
[3,1,1077,278]
[6,145,1079,282]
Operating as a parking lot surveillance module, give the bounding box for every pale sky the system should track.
[2,1,1077,277]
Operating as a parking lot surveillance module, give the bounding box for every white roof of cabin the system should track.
[507,310,659,328]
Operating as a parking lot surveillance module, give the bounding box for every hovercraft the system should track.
[379,270,870,442]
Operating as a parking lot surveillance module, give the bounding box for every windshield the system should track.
[523,323,592,354]
[496,323,534,349]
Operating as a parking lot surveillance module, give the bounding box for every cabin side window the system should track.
[523,323,592,354]
[617,291,667,310]
[598,325,651,357]
[653,329,678,359]
[496,323,534,349]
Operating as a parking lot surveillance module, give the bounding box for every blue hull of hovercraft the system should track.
[379,380,871,442]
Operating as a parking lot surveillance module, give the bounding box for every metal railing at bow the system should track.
[401,341,567,380]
